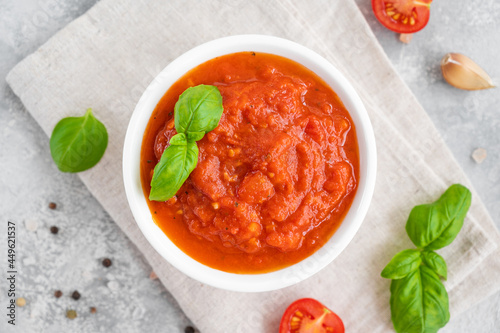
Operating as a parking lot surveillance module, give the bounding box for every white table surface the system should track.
[1,0,498,332]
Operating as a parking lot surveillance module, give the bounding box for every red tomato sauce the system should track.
[140,52,359,273]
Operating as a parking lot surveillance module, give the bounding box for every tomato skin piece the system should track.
[372,0,432,33]
[279,298,345,333]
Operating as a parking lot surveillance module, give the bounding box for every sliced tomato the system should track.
[279,298,344,333]
[372,0,432,33]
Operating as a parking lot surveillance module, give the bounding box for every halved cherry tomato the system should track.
[279,298,344,333]
[372,0,432,33]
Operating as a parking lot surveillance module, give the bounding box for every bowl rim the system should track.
[123,34,377,292]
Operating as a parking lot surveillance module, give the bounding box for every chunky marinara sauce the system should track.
[141,52,359,273]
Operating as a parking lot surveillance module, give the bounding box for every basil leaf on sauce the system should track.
[149,142,198,201]
[174,85,223,135]
[421,250,447,280]
[169,133,187,145]
[405,184,472,250]
[390,266,450,333]
[149,84,224,202]
[49,108,108,173]
[381,249,422,280]
[186,131,205,142]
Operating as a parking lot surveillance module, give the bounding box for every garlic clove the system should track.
[441,53,495,90]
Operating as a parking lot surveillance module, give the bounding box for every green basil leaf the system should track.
[421,251,447,280]
[169,133,187,145]
[174,85,223,135]
[405,184,472,250]
[186,131,205,142]
[381,249,422,280]
[149,142,198,201]
[390,266,450,333]
[49,108,108,173]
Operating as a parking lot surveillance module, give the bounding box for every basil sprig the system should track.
[381,184,471,333]
[149,85,223,202]
[50,108,108,173]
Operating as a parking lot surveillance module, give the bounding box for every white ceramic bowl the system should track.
[123,35,376,292]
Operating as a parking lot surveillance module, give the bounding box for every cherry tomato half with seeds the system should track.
[279,298,344,333]
[372,0,432,33]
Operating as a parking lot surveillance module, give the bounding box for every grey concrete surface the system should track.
[0,0,498,332]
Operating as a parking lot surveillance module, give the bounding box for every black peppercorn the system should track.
[102,258,112,267]
[71,290,81,300]
[184,326,196,333]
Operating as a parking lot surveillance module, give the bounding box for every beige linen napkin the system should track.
[7,0,500,331]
